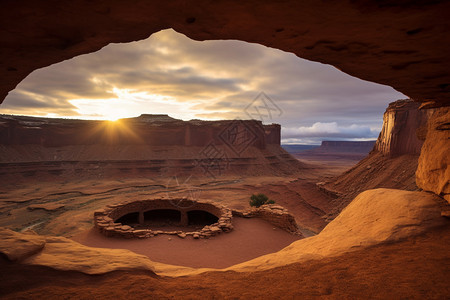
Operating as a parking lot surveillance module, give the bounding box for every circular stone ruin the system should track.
[94,198,233,239]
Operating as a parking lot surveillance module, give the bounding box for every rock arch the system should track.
[0,1,449,106]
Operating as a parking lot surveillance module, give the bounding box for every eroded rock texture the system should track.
[0,1,450,106]
[416,107,450,203]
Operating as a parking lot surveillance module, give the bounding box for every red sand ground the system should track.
[72,217,301,269]
[1,224,449,299]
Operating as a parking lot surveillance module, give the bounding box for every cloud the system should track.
[281,122,380,144]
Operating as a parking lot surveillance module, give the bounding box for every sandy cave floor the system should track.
[1,224,449,299]
[72,217,301,269]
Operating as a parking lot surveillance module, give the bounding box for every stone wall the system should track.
[234,204,301,236]
[94,198,233,239]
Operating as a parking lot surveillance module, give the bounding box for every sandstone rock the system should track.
[210,226,221,233]
[229,189,446,273]
[177,233,186,239]
[416,107,450,203]
[22,236,157,275]
[93,209,107,216]
[0,227,46,261]
[374,99,433,157]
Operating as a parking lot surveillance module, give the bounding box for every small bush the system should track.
[249,193,275,207]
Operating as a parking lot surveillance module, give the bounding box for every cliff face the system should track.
[374,99,433,157]
[322,99,435,218]
[0,114,301,179]
[0,114,280,148]
[416,107,450,203]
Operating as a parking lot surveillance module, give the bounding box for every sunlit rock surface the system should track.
[416,107,450,203]
[374,99,433,156]
[228,189,446,273]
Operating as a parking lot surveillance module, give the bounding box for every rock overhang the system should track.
[0,1,449,106]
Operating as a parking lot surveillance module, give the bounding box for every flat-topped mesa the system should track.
[0,114,280,148]
[374,99,434,157]
[0,114,302,179]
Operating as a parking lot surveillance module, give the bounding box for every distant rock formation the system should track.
[0,114,303,179]
[374,99,434,157]
[321,99,436,219]
[313,140,375,154]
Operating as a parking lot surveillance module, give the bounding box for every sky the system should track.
[0,29,406,145]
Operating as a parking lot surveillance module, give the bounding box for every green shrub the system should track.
[249,193,275,207]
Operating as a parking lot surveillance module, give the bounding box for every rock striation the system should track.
[0,114,303,179]
[321,99,436,218]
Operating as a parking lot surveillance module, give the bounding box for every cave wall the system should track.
[0,0,449,107]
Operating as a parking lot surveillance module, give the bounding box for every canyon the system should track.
[0,1,449,299]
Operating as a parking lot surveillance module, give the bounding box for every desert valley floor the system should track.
[1,152,449,299]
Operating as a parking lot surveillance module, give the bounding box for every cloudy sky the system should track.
[0,29,406,144]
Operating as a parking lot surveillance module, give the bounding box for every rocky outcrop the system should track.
[1,1,450,107]
[374,99,433,157]
[416,107,450,203]
[0,228,45,261]
[234,204,301,235]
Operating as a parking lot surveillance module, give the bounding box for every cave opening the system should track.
[187,210,219,226]
[143,209,181,226]
[116,212,139,226]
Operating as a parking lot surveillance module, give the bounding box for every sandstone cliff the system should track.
[322,99,435,218]
[374,99,433,157]
[0,114,303,180]
[416,107,450,203]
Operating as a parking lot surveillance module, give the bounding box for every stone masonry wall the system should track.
[94,198,233,239]
[234,204,301,236]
